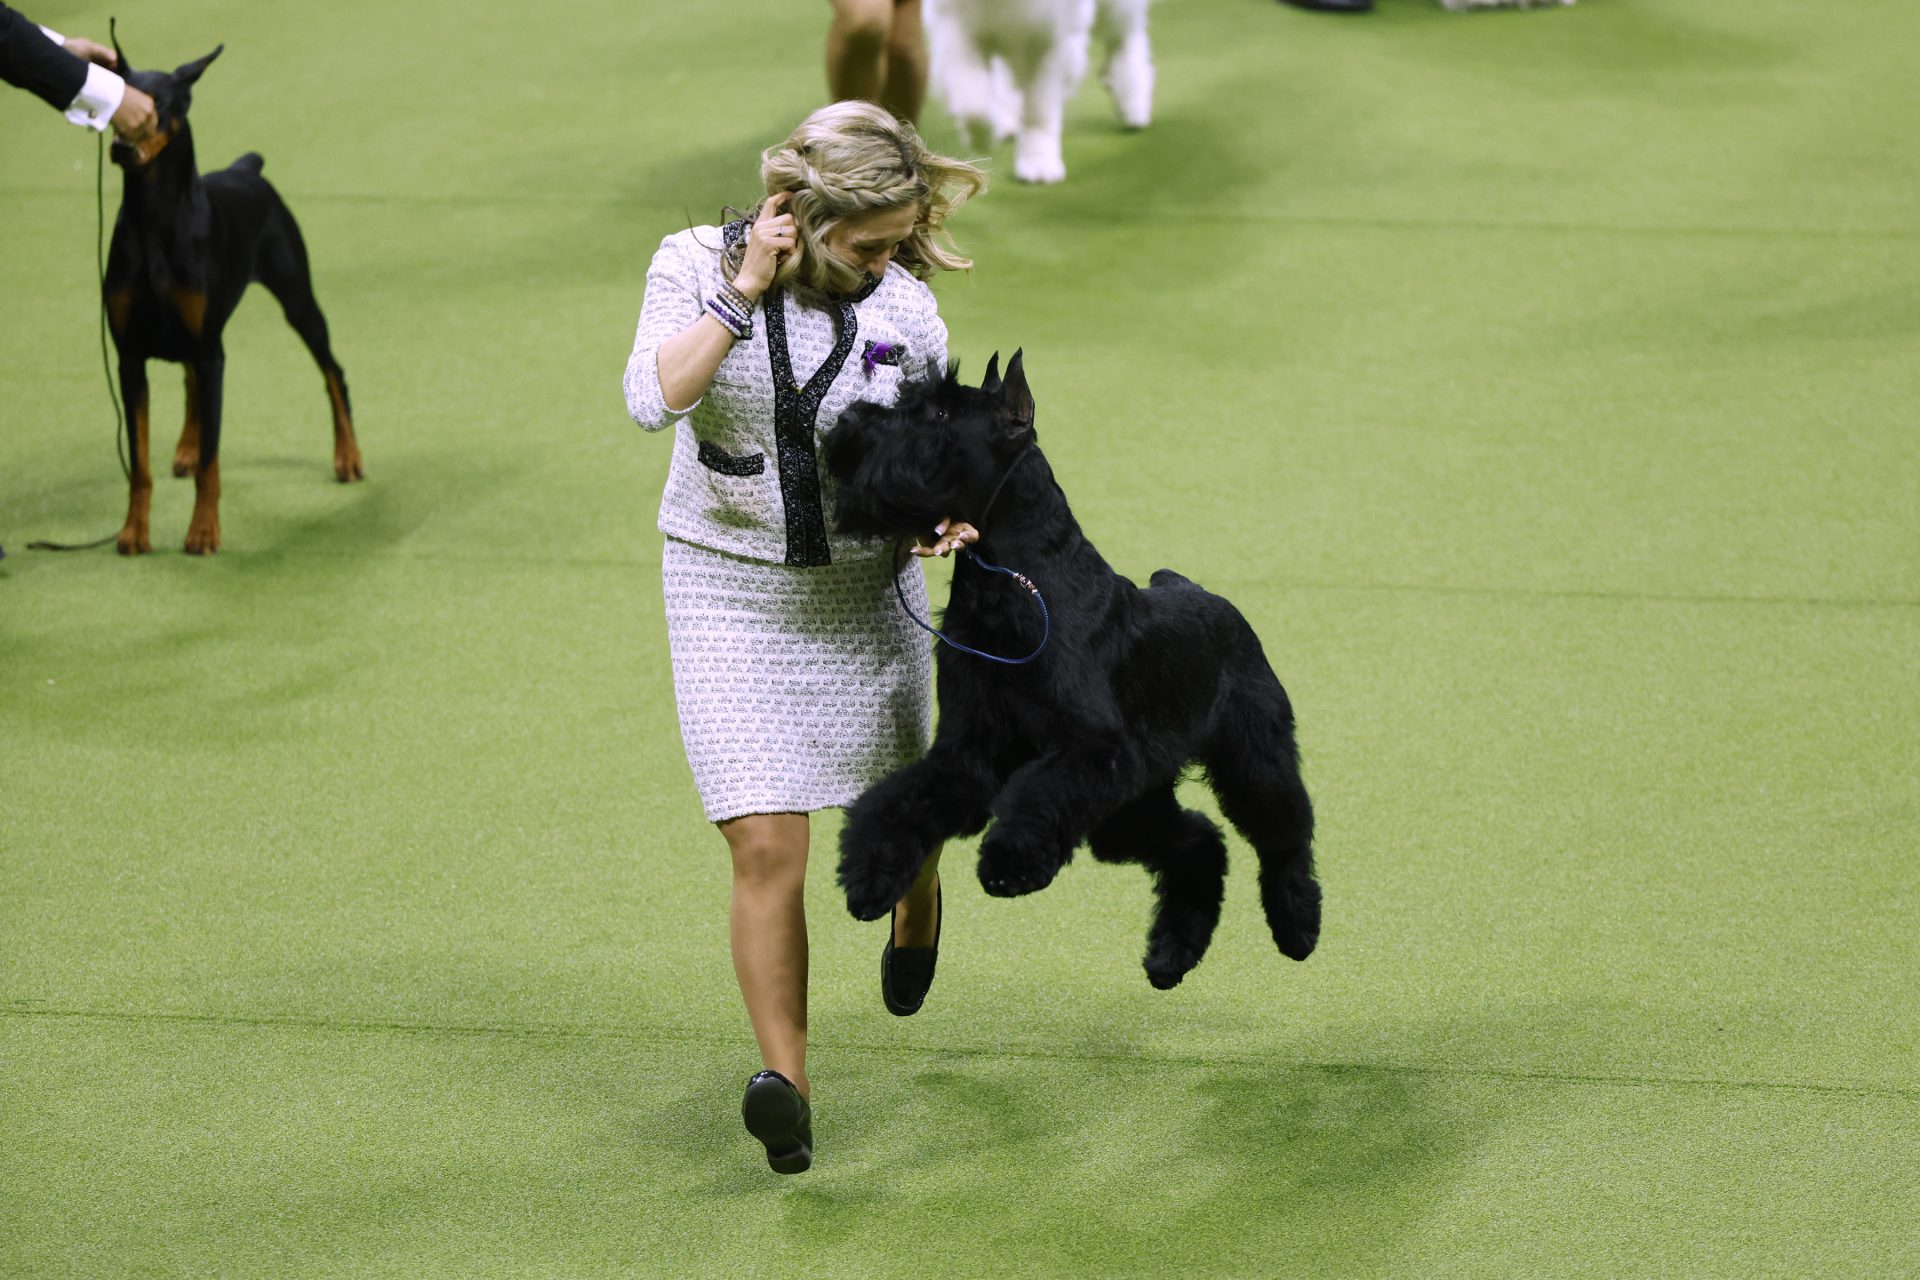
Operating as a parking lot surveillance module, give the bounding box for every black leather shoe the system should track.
[881,883,941,1017]
[1278,0,1373,11]
[741,1070,812,1174]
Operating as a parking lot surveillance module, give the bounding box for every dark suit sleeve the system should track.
[0,4,88,110]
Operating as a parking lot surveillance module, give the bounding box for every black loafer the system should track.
[881,883,942,1017]
[741,1069,812,1174]
[1278,0,1373,11]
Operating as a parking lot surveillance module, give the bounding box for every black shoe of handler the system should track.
[881,884,942,1017]
[1278,0,1374,11]
[742,1070,812,1174]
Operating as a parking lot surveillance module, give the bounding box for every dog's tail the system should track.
[233,152,266,176]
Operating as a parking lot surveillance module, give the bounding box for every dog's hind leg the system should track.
[839,748,998,922]
[1010,42,1082,184]
[256,204,362,482]
[1206,691,1320,962]
[1094,0,1152,129]
[1089,784,1227,989]
[931,26,1004,151]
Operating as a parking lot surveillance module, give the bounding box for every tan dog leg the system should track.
[117,379,153,555]
[173,366,201,477]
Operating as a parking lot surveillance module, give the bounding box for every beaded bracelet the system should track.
[717,281,757,320]
[705,295,753,341]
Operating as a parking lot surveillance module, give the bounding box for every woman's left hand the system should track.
[913,519,978,557]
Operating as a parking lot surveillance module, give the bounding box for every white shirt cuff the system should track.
[64,59,127,132]
[38,23,66,43]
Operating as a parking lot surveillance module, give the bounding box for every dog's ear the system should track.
[996,348,1034,435]
[173,44,224,89]
[980,351,1002,395]
[109,19,130,74]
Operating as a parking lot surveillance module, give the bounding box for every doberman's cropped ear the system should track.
[174,45,224,89]
[109,20,130,75]
[996,348,1034,435]
[980,352,1003,396]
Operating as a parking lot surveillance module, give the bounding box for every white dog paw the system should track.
[1106,38,1153,129]
[1014,133,1067,184]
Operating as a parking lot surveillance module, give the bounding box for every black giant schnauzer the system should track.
[105,37,361,556]
[823,352,1320,989]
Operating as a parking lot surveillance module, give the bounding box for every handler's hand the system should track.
[62,36,121,69]
[110,87,157,143]
[913,519,978,558]
[734,192,797,299]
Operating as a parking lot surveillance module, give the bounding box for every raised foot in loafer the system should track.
[881,882,941,1017]
[742,1069,813,1174]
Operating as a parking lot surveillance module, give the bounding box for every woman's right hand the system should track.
[734,192,797,299]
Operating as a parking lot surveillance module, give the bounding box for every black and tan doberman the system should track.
[105,39,361,555]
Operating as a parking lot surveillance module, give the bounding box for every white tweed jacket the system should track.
[624,224,949,566]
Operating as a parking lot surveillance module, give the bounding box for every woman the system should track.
[622,101,986,1174]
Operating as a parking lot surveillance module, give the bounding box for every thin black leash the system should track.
[28,125,130,553]
[891,440,1051,666]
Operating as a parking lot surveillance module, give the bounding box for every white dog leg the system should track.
[1095,0,1152,129]
[988,56,1022,143]
[927,6,1003,151]
[1013,48,1081,183]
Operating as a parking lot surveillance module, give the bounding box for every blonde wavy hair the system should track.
[722,101,987,299]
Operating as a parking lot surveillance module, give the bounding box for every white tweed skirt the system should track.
[661,536,934,823]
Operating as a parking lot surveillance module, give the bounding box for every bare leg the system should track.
[893,843,942,945]
[720,812,812,1099]
[881,0,927,124]
[827,0,891,105]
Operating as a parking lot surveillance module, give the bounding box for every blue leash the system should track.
[894,542,1051,666]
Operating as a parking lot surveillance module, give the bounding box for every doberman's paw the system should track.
[183,515,222,555]
[115,525,152,556]
[334,446,365,483]
[171,447,198,478]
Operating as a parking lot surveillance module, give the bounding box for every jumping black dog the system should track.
[823,352,1320,988]
[104,38,360,556]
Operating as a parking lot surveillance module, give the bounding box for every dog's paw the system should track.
[838,833,926,922]
[976,827,1065,897]
[334,445,365,483]
[171,446,198,478]
[115,523,152,556]
[1268,875,1322,962]
[183,511,221,556]
[1105,39,1153,129]
[1013,132,1067,185]
[1143,935,1203,990]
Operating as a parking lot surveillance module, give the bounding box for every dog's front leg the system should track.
[183,348,225,555]
[115,356,153,556]
[172,366,202,477]
[838,748,998,921]
[977,744,1125,897]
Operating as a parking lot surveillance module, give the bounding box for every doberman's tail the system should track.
[233,152,266,176]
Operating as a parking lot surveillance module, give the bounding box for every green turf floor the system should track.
[3,0,1917,1275]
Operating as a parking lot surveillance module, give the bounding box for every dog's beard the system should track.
[825,438,957,539]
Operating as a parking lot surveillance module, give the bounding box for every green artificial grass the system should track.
[3,0,1917,1275]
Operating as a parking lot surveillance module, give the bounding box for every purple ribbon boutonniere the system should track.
[862,339,906,377]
